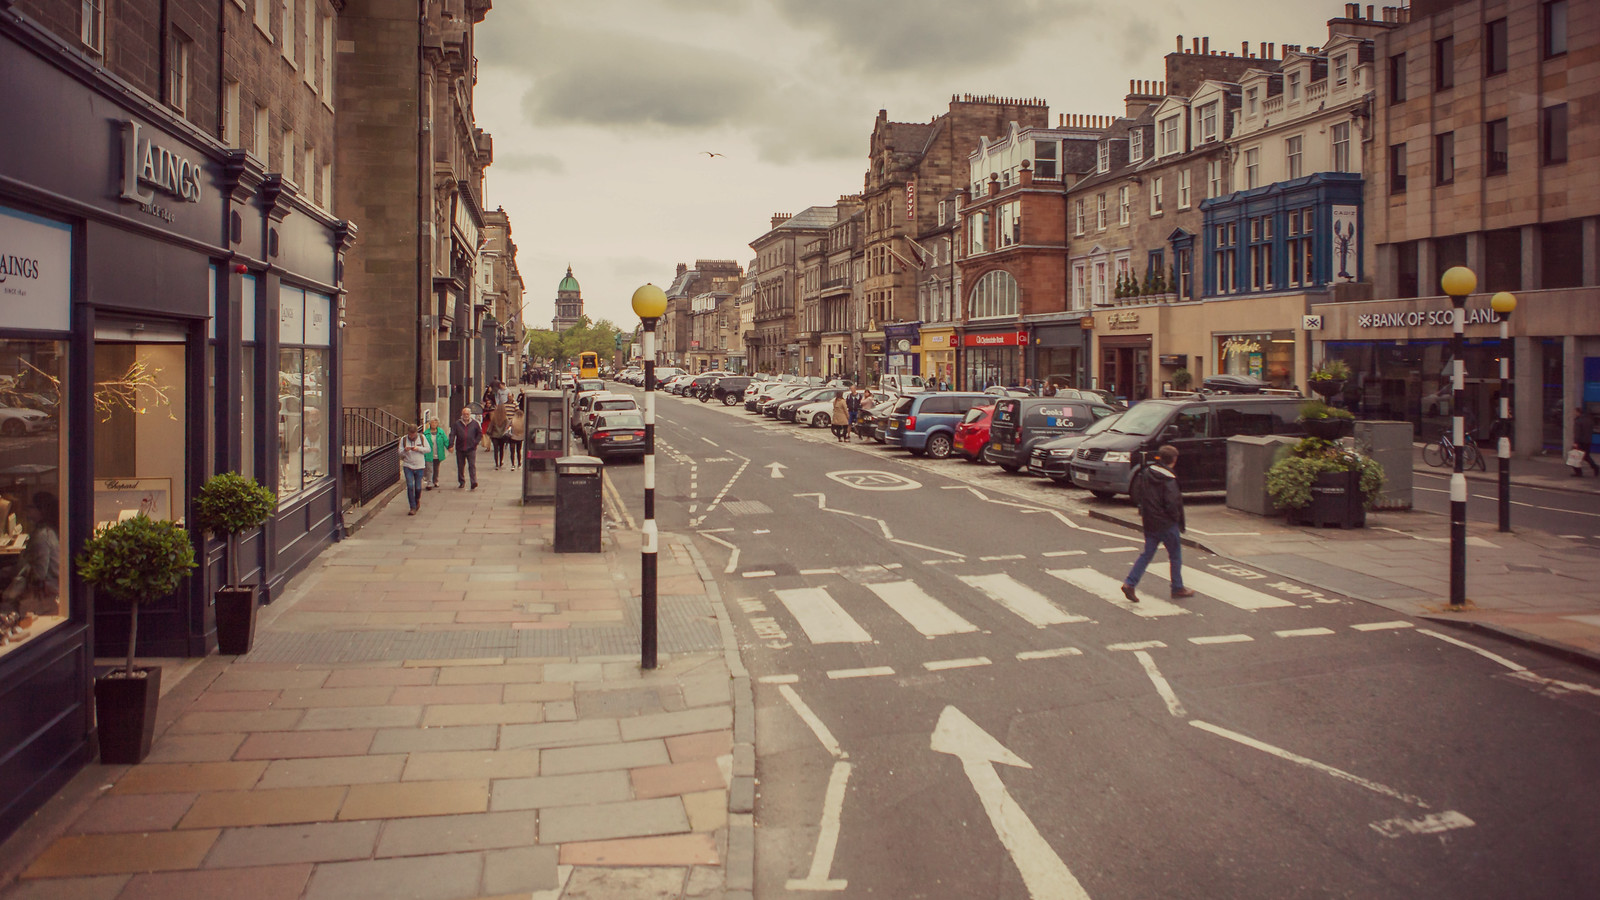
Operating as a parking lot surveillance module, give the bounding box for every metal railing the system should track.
[341,407,407,506]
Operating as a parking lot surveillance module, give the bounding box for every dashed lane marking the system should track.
[1099,547,1138,554]
[1042,550,1086,558]
[1016,647,1084,660]
[924,657,993,672]
[1275,627,1336,638]
[827,666,895,680]
[1189,634,1254,645]
[759,674,799,684]
[742,570,776,579]
[1107,640,1167,651]
[979,554,1027,561]
[1351,621,1414,631]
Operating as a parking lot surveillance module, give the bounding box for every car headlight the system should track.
[1048,449,1074,457]
[1103,451,1132,464]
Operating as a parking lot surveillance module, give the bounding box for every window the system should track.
[1096,142,1109,174]
[168,30,191,114]
[1285,136,1303,180]
[1096,193,1107,230]
[1034,140,1058,179]
[1146,250,1164,292]
[303,0,316,86]
[1486,118,1508,175]
[278,287,332,499]
[304,146,316,201]
[0,333,70,659]
[1176,247,1192,297]
[1207,160,1223,198]
[998,201,1020,247]
[1335,54,1349,86]
[1288,72,1301,102]
[1543,104,1568,165]
[1435,131,1454,184]
[1246,88,1258,117]
[322,163,333,211]
[1072,264,1088,310]
[969,270,1019,319]
[1150,176,1164,215]
[1389,53,1407,103]
[1331,123,1350,173]
[320,12,334,104]
[1074,199,1085,235]
[1248,215,1274,291]
[1287,207,1315,286]
[283,129,297,182]
[1213,222,1237,295]
[1244,148,1259,189]
[281,0,295,66]
[1434,36,1453,91]
[968,213,987,254]
[1485,18,1508,75]
[254,0,271,34]
[1177,170,1191,209]
[254,106,269,161]
[223,80,241,146]
[1093,260,1108,306]
[1118,186,1130,225]
[81,0,104,53]
[1544,0,1567,58]
[1159,115,1180,156]
[1199,102,1219,143]
[1389,143,1407,193]
[1130,131,1144,163]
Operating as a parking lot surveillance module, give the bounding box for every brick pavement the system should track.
[1,460,752,900]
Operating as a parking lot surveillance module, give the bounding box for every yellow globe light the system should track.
[1489,291,1517,315]
[1439,266,1477,299]
[631,284,668,320]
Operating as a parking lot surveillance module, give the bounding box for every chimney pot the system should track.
[1202,36,1209,54]
[1176,34,1184,52]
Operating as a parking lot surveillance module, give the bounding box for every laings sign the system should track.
[0,253,41,285]
[119,120,203,211]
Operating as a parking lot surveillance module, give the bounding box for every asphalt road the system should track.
[1410,467,1600,545]
[602,384,1600,900]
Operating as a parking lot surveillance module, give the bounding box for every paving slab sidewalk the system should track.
[1087,451,1600,669]
[0,459,752,900]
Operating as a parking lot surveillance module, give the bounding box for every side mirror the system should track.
[1161,425,1181,441]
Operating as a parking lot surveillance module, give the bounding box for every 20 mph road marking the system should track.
[931,707,1091,900]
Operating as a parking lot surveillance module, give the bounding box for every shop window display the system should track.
[93,335,187,530]
[0,339,68,657]
[278,287,332,501]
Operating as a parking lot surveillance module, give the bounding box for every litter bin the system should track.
[554,455,603,553]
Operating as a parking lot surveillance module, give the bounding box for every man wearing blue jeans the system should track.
[1122,444,1197,603]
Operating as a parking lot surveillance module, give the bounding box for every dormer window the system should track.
[1335,54,1349,86]
[1096,142,1110,174]
[1158,114,1180,156]
[1288,72,1301,101]
[1199,102,1219,143]
[1034,140,1058,179]
[1130,131,1144,163]
[1246,88,1259,116]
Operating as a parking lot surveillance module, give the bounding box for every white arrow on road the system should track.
[931,706,1091,900]
[768,461,787,479]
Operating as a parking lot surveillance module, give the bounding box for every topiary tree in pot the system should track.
[194,473,276,654]
[76,515,197,763]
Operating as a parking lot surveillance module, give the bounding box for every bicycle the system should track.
[1423,431,1485,471]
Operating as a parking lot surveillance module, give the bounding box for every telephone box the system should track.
[522,390,569,502]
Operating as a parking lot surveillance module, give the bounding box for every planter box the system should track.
[1287,469,1366,529]
[1304,417,1354,441]
[95,668,161,765]
[215,585,258,655]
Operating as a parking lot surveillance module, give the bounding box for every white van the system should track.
[880,374,927,394]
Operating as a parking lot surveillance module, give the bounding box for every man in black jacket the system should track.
[448,406,483,490]
[1122,445,1196,603]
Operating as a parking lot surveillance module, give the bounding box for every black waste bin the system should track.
[554,455,603,553]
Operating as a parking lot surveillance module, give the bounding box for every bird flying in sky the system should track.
[701,151,725,158]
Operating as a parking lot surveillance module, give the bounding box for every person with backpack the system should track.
[422,417,448,490]
[1122,445,1196,603]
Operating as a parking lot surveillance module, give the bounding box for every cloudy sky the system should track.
[473,0,1339,332]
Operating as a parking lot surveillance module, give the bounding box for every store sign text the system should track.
[0,206,72,331]
[1221,337,1262,357]
[119,120,203,220]
[1106,311,1141,331]
[1358,307,1501,329]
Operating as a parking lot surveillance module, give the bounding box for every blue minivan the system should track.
[885,392,990,458]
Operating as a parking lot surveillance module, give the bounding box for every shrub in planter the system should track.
[1299,399,1356,440]
[1308,359,1352,397]
[1266,438,1385,528]
[76,515,197,763]
[1171,368,1193,392]
[195,473,276,654]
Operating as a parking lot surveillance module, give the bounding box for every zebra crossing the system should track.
[750,563,1317,650]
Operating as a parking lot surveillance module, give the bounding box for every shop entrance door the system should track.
[1100,346,1151,404]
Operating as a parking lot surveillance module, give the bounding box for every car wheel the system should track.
[999,460,1021,473]
[812,412,829,428]
[0,419,23,437]
[1050,475,1071,485]
[699,393,710,402]
[1090,489,1116,500]
[722,394,739,406]
[969,442,990,464]
[926,434,953,460]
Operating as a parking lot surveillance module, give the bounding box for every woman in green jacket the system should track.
[422,418,449,489]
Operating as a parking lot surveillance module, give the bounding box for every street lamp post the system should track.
[1440,266,1476,608]
[1490,291,1517,532]
[631,284,668,669]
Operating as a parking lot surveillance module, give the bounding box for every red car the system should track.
[954,404,995,463]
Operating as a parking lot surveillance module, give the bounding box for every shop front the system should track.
[920,329,956,390]
[963,327,1026,391]
[1215,331,1296,389]
[1028,319,1088,392]
[821,334,849,380]
[0,18,352,840]
[1092,311,1152,403]
[859,334,885,386]
[883,323,921,383]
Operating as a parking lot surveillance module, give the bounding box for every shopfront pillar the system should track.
[1513,336,1539,459]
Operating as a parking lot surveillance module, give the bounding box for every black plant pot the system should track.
[1309,379,1345,398]
[215,585,259,655]
[95,667,161,765]
[1287,469,1366,529]
[1303,416,1354,441]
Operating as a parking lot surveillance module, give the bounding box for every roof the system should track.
[558,266,579,292]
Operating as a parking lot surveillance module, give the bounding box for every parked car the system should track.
[954,405,996,462]
[753,384,807,414]
[774,388,836,421]
[1028,412,1123,483]
[661,373,695,395]
[884,392,990,458]
[0,401,52,437]
[581,395,640,441]
[571,390,626,437]
[983,386,1032,398]
[709,376,752,405]
[682,373,723,400]
[1069,396,1307,498]
[1199,373,1302,396]
[985,397,1116,473]
[791,390,848,427]
[586,411,647,461]
[880,374,927,394]
[850,394,898,442]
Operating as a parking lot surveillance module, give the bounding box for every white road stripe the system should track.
[959,573,1089,628]
[1099,547,1138,554]
[742,570,776,579]
[865,581,979,637]
[1190,720,1429,807]
[1016,647,1083,660]
[924,657,992,671]
[1107,640,1167,651]
[1351,621,1413,631]
[1133,650,1186,717]
[979,554,1027,561]
[1049,568,1189,618]
[777,685,843,758]
[1144,569,1294,610]
[1417,628,1525,671]
[799,568,837,576]
[1190,634,1254,645]
[1275,627,1336,638]
[784,759,852,892]
[759,674,799,684]
[1042,550,1086,558]
[1370,811,1475,839]
[1508,670,1600,698]
[776,588,873,644]
[827,666,895,680]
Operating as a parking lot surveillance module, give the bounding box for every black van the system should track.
[986,397,1115,472]
[1069,396,1306,497]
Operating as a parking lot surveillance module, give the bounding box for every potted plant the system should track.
[1267,437,1386,529]
[1299,398,1356,441]
[1171,369,1193,393]
[1308,358,1351,398]
[195,473,276,654]
[76,515,197,764]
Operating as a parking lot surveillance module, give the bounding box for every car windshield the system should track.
[1110,402,1175,436]
[961,406,989,425]
[595,400,635,410]
[1084,412,1121,435]
[577,379,605,392]
[600,414,644,428]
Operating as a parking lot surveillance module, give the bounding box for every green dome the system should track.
[558,266,580,293]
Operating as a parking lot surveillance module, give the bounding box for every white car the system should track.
[794,398,838,428]
[581,394,640,440]
[0,402,51,437]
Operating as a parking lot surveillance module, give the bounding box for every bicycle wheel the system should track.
[1422,441,1445,467]
[1462,441,1484,471]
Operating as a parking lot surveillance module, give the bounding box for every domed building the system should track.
[552,266,584,332]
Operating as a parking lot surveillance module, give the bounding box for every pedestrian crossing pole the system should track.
[632,285,669,669]
[1490,292,1517,533]
[1441,267,1476,608]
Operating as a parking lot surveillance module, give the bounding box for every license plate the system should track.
[994,443,1008,452]
[610,435,638,443]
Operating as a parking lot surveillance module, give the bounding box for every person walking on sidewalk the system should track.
[1571,406,1599,477]
[448,406,483,490]
[1122,445,1196,603]
[488,403,512,470]
[422,417,448,490]
[506,404,525,470]
[831,391,850,442]
[399,424,429,515]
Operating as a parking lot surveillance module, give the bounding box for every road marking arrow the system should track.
[931,707,1091,900]
[768,461,787,479]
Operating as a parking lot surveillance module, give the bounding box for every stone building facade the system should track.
[480,206,524,386]
[552,266,582,332]
[661,260,743,368]
[749,209,837,373]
